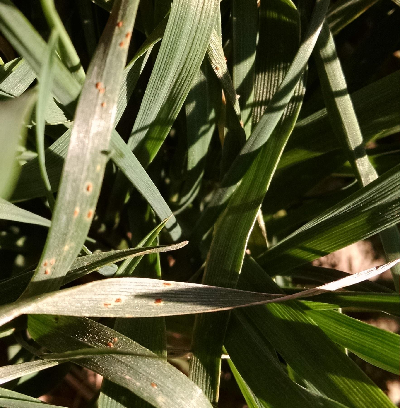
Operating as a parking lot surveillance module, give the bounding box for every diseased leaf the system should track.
[22,0,140,297]
[0,258,396,326]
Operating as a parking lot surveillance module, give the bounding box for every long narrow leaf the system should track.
[21,0,139,297]
[0,90,36,199]
[0,258,397,326]
[126,0,219,167]
[28,315,213,408]
[0,241,188,305]
[307,309,400,374]
[314,20,400,290]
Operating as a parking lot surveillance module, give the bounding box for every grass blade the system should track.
[257,163,400,274]
[0,198,50,227]
[0,387,66,408]
[314,20,400,290]
[0,90,36,199]
[21,0,140,297]
[192,0,329,243]
[0,258,396,325]
[28,315,213,408]
[0,242,186,305]
[39,0,85,83]
[307,309,400,374]
[127,0,219,167]
[35,29,58,209]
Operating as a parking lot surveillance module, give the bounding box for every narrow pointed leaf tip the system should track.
[0,257,397,326]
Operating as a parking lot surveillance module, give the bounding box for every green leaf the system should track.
[236,257,395,407]
[35,29,58,209]
[226,311,349,408]
[0,0,81,107]
[0,58,36,99]
[307,309,400,374]
[257,163,400,274]
[28,315,213,408]
[0,198,50,227]
[0,387,66,408]
[127,0,219,167]
[0,361,59,386]
[0,90,36,199]
[21,0,140,297]
[192,0,329,243]
[281,71,400,170]
[178,61,218,211]
[190,0,307,401]
[314,20,400,290]
[0,241,187,305]
[327,0,380,35]
[40,0,86,83]
[232,0,258,137]
[0,257,395,326]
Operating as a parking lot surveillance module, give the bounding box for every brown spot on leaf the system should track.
[85,182,93,193]
[154,298,163,305]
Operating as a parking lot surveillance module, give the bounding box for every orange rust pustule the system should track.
[163,282,172,286]
[119,41,124,48]
[125,31,132,39]
[44,269,51,275]
[104,303,111,307]
[85,182,93,193]
[107,342,114,348]
[151,382,157,388]
[101,102,106,108]
[116,21,123,28]
[154,298,163,305]
[87,210,94,219]
[115,298,122,303]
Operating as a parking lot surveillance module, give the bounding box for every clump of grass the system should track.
[0,0,399,407]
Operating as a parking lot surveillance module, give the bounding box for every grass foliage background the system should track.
[0,0,400,407]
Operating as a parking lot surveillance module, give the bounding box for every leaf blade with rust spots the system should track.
[0,258,397,326]
[21,0,140,298]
